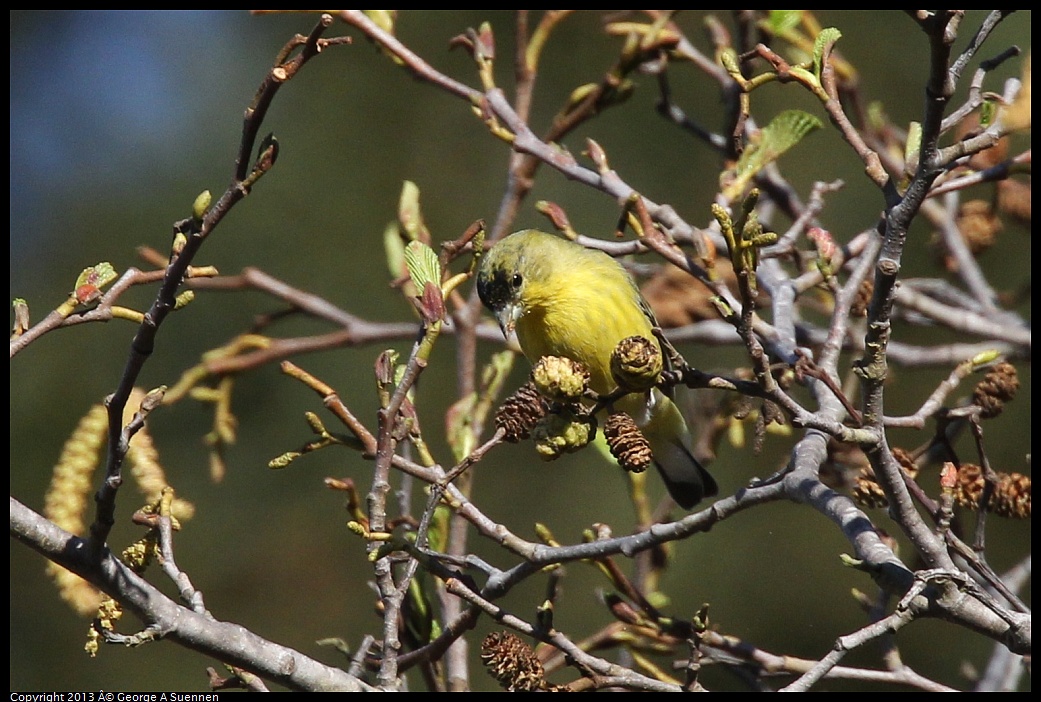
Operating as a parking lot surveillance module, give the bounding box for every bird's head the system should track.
[476,230,548,338]
[476,253,525,338]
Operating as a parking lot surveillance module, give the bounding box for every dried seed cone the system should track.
[997,179,1031,223]
[954,463,986,509]
[610,335,663,392]
[973,362,1019,419]
[852,465,889,509]
[850,277,873,317]
[481,631,548,692]
[954,463,1031,519]
[531,355,589,402]
[851,448,918,509]
[993,472,1032,519]
[495,382,549,442]
[604,412,653,474]
[957,200,1002,255]
[640,262,729,328]
[891,446,920,479]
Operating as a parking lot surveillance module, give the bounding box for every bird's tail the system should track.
[649,438,718,510]
[639,389,718,509]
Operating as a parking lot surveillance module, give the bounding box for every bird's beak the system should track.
[494,301,522,339]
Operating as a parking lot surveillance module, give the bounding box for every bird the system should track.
[476,228,717,509]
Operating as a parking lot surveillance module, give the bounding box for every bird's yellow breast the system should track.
[514,261,657,395]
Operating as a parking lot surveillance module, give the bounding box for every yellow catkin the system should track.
[122,388,195,521]
[44,389,195,616]
[128,428,195,521]
[44,404,108,616]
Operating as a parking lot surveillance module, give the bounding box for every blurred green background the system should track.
[10,11,1030,692]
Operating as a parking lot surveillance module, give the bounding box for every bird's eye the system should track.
[511,273,523,289]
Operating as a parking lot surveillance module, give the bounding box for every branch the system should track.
[11,497,376,692]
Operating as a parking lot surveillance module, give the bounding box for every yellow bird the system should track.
[476,229,717,509]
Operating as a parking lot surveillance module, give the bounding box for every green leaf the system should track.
[398,180,427,241]
[403,240,441,290]
[392,360,417,402]
[812,27,842,79]
[905,121,922,171]
[732,110,822,185]
[765,10,802,36]
[971,350,1002,368]
[74,262,118,295]
[980,99,997,127]
[192,190,212,221]
[362,10,396,35]
[384,222,406,279]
